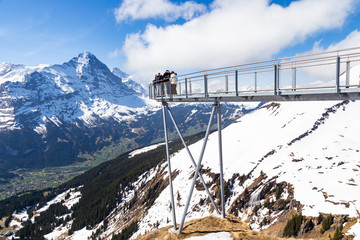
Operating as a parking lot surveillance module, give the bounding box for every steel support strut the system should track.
[215,102,226,218]
[162,102,177,230]
[178,104,217,233]
[165,103,220,215]
[336,56,340,93]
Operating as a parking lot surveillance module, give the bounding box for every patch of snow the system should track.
[129,143,165,158]
[185,232,233,240]
[64,190,82,209]
[50,116,62,127]
[35,188,81,219]
[9,208,29,228]
[44,224,69,240]
[71,227,93,240]
[347,219,360,239]
[34,124,47,137]
[31,188,81,239]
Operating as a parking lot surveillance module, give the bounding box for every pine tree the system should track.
[283,214,303,237]
[320,215,333,234]
[330,227,343,240]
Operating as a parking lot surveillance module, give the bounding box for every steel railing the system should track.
[148,47,360,101]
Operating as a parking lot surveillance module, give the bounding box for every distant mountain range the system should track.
[0,53,255,178]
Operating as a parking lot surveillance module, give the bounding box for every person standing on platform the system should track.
[154,73,162,96]
[163,70,171,95]
[170,71,177,95]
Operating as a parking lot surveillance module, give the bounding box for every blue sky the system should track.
[0,0,359,82]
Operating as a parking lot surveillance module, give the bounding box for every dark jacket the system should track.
[163,70,170,82]
[154,74,163,84]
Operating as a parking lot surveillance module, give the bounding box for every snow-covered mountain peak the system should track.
[0,52,147,132]
[111,68,145,95]
[68,52,106,79]
[111,67,129,79]
[72,51,96,63]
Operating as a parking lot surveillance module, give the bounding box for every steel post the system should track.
[169,82,172,98]
[274,64,278,95]
[235,70,239,96]
[216,102,225,218]
[185,78,188,98]
[162,83,165,98]
[204,74,208,98]
[336,56,340,93]
[292,68,296,91]
[346,61,350,88]
[178,105,217,234]
[254,72,257,93]
[165,105,220,215]
[189,78,192,95]
[225,75,228,92]
[162,102,177,230]
[277,64,280,94]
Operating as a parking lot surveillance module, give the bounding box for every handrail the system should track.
[175,46,360,78]
[149,47,360,102]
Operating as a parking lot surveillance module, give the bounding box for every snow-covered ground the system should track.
[128,143,165,158]
[16,99,360,240]
[69,227,93,240]
[132,99,360,237]
[36,188,82,216]
[185,232,233,240]
[347,219,360,239]
[6,188,82,239]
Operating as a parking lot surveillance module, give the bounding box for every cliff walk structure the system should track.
[148,47,360,234]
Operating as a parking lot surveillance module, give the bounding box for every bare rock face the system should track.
[299,219,315,236]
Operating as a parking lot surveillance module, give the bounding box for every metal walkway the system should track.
[149,47,360,234]
[149,47,360,102]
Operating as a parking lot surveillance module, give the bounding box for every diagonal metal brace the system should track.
[165,103,220,215]
[178,104,217,233]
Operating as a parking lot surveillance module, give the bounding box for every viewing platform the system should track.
[149,47,360,102]
[152,47,360,234]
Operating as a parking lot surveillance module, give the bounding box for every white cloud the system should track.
[114,0,207,22]
[311,30,360,52]
[108,48,122,59]
[296,30,360,82]
[121,0,356,84]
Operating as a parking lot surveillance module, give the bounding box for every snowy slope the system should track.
[11,99,359,239]
[111,67,146,95]
[128,99,360,238]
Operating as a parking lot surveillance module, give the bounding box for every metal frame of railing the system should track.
[149,47,360,102]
